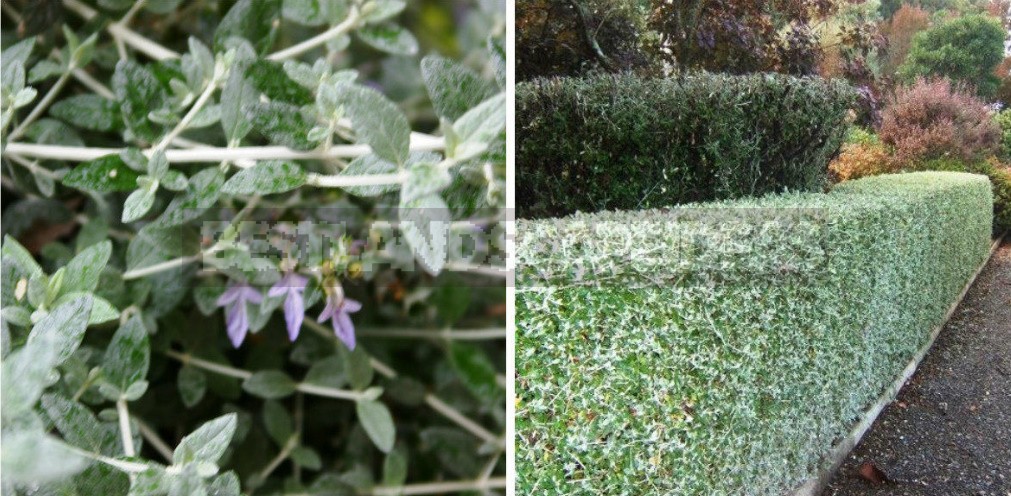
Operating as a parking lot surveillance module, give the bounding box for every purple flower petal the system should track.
[267,284,288,298]
[216,286,243,306]
[283,292,305,341]
[334,310,356,350]
[237,285,263,304]
[318,297,337,323]
[226,302,249,348]
[342,298,362,313]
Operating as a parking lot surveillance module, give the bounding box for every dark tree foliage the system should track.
[516,0,656,81]
[648,0,839,75]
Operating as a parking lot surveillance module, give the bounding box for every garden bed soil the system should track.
[823,239,1011,495]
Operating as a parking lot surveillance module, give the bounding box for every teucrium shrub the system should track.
[1,0,506,494]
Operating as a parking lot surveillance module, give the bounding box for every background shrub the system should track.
[829,141,897,181]
[996,109,1011,160]
[516,72,856,218]
[879,78,1000,164]
[516,172,993,495]
[898,13,1005,98]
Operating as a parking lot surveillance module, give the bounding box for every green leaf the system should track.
[450,343,501,405]
[156,168,225,227]
[102,316,150,398]
[1,38,35,79]
[243,101,318,150]
[178,366,207,408]
[123,186,157,223]
[346,347,374,390]
[356,400,395,453]
[62,154,142,192]
[220,70,257,142]
[214,0,282,54]
[41,393,117,453]
[399,194,450,275]
[113,60,168,143]
[338,84,410,165]
[1,328,61,419]
[283,0,346,26]
[28,296,93,365]
[28,60,65,84]
[130,466,169,496]
[0,430,88,485]
[290,446,322,470]
[61,241,111,294]
[339,154,400,197]
[262,400,293,446]
[382,450,408,486]
[360,0,405,24]
[206,471,241,496]
[245,60,314,105]
[402,161,451,204]
[2,235,43,278]
[421,55,497,121]
[50,293,118,325]
[221,161,306,195]
[356,24,418,56]
[452,92,505,157]
[242,370,296,399]
[173,413,238,465]
[147,150,169,179]
[126,225,200,271]
[162,170,189,191]
[488,36,505,88]
[303,355,347,388]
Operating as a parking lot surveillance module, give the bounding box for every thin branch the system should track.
[116,399,136,457]
[121,255,202,280]
[423,394,501,446]
[72,68,116,99]
[164,349,369,401]
[9,70,72,141]
[369,477,507,496]
[154,79,217,151]
[133,417,173,463]
[443,262,509,278]
[267,9,361,61]
[5,138,444,163]
[62,0,180,60]
[357,327,507,340]
[253,434,298,486]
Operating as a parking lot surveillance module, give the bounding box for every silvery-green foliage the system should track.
[516,172,993,495]
[1,0,505,494]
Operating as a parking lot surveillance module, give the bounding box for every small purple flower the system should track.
[217,283,263,347]
[318,293,362,350]
[268,272,308,341]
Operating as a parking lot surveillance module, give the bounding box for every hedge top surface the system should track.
[517,172,992,288]
[516,71,856,219]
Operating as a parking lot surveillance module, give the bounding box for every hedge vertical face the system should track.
[515,173,993,494]
[0,1,506,494]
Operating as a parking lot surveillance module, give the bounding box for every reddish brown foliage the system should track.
[880,78,1000,164]
[880,4,931,76]
[829,142,896,182]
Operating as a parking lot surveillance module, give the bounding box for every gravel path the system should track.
[823,239,1011,496]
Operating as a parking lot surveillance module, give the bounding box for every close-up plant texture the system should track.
[0,1,506,495]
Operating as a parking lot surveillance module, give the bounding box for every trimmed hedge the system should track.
[516,172,993,494]
[517,72,855,218]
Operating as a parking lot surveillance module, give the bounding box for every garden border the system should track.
[792,231,1008,496]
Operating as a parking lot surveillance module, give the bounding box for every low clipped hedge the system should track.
[516,72,855,218]
[515,172,993,494]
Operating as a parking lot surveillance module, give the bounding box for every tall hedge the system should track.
[516,172,993,494]
[516,72,855,218]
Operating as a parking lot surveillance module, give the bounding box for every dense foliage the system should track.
[516,72,855,218]
[879,78,1000,163]
[0,1,507,495]
[516,172,993,494]
[515,0,656,80]
[898,13,1006,97]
